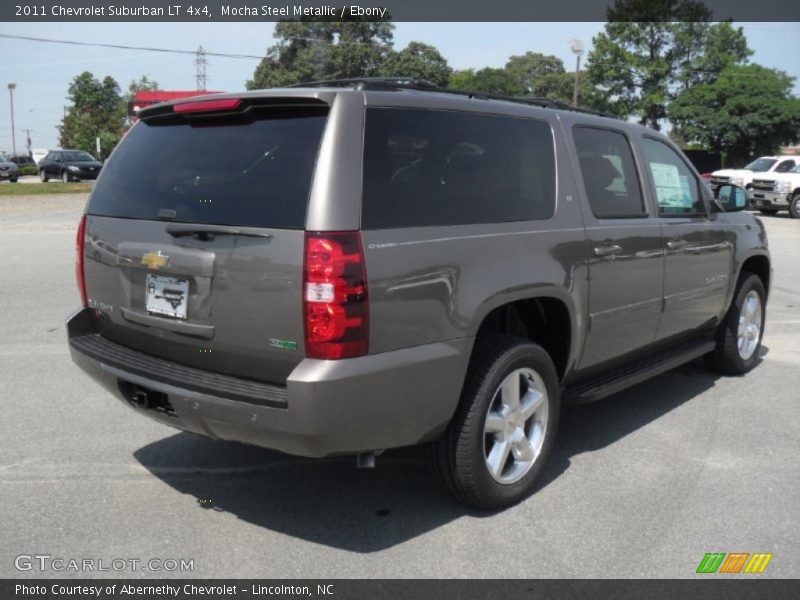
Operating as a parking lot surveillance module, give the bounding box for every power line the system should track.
[0,33,267,59]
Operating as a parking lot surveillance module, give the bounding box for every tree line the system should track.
[59,5,799,165]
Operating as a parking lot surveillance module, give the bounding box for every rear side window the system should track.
[573,126,645,218]
[362,108,556,229]
[89,107,328,229]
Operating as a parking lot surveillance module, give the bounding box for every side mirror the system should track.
[715,184,747,212]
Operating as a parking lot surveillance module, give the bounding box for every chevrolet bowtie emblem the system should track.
[141,251,169,269]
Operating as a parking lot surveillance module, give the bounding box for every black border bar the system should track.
[2,1,800,22]
[4,579,800,600]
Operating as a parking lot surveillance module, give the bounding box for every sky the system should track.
[1,21,799,152]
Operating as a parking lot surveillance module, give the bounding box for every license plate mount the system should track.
[145,274,189,319]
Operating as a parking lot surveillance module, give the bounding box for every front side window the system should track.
[573,126,645,218]
[641,137,704,216]
[362,108,556,229]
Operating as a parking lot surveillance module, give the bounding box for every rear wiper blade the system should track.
[165,224,273,241]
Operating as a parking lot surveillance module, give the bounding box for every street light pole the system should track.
[568,39,584,108]
[7,83,17,157]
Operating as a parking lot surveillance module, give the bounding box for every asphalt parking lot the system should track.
[1,194,798,579]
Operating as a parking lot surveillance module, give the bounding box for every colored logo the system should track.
[141,251,169,269]
[696,552,773,574]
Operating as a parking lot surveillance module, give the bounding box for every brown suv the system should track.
[68,79,770,508]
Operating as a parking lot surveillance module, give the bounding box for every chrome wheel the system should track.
[737,290,762,360]
[483,367,548,485]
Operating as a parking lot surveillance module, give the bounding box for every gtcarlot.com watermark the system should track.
[15,554,194,573]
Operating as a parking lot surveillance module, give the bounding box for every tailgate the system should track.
[81,100,329,384]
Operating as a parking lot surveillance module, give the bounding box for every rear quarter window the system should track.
[362,108,556,229]
[88,106,328,229]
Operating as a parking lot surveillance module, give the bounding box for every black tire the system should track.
[39,170,48,182]
[9,177,18,183]
[432,335,560,509]
[707,273,766,375]
[790,193,800,219]
[62,170,70,183]
[759,209,778,216]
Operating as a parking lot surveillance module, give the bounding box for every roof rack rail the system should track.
[289,77,439,91]
[289,76,618,119]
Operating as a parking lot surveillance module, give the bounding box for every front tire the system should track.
[759,208,778,216]
[62,170,70,183]
[432,335,559,509]
[39,170,48,182]
[790,193,800,219]
[707,273,766,375]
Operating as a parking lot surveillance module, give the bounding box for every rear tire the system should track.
[707,273,766,375]
[432,335,559,509]
[790,194,800,219]
[9,177,17,183]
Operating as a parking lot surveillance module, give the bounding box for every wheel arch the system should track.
[469,290,577,382]
[737,252,771,298]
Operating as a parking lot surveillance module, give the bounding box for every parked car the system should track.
[709,155,798,197]
[0,154,19,182]
[67,81,771,508]
[750,163,800,217]
[38,149,103,182]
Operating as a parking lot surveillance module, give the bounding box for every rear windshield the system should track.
[89,107,328,229]
[362,108,556,229]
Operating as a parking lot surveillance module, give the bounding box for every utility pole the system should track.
[569,39,584,108]
[23,128,32,156]
[7,83,17,157]
[195,46,208,91]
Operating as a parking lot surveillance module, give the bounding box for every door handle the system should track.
[593,244,622,257]
[666,239,688,250]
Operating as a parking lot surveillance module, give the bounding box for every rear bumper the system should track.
[68,308,470,457]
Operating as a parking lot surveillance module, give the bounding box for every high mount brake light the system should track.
[173,98,242,114]
[76,214,88,307]
[303,232,369,360]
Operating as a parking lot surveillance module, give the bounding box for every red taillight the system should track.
[76,214,88,307]
[303,231,368,359]
[173,98,241,114]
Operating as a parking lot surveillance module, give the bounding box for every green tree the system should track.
[378,42,452,87]
[669,64,800,165]
[449,67,525,96]
[533,71,611,112]
[247,18,394,89]
[505,52,565,93]
[128,75,159,97]
[587,0,751,130]
[59,72,125,159]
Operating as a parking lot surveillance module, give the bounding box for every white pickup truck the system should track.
[749,163,800,218]
[710,155,798,197]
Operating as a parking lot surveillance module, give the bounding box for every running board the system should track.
[564,338,716,404]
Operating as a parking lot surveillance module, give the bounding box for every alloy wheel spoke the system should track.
[501,374,521,410]
[486,440,511,478]
[520,389,545,420]
[485,412,506,434]
[513,438,534,462]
